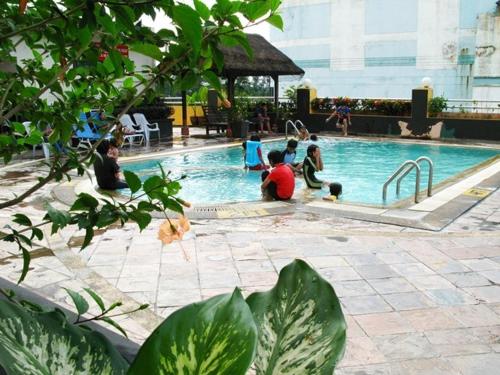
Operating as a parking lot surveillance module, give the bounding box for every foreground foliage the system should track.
[0,260,346,374]
[0,0,283,279]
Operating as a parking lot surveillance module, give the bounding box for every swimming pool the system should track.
[123,138,498,206]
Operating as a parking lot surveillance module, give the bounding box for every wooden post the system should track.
[181,90,189,136]
[273,74,279,128]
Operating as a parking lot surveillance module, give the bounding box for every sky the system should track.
[141,0,270,39]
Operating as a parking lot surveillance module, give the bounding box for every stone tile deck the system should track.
[1,130,499,374]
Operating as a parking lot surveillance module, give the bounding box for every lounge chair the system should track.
[132,113,160,142]
[119,114,145,147]
[74,112,112,148]
[202,106,228,135]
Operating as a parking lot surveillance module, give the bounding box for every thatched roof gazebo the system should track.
[219,33,304,110]
[181,34,304,129]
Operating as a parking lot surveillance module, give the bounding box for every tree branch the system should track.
[0,3,86,42]
[0,43,90,124]
[0,16,271,209]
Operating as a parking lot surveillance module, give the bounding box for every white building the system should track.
[271,0,500,100]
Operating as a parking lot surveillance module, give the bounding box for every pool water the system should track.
[123,138,498,206]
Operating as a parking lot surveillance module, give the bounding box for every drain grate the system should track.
[192,206,229,213]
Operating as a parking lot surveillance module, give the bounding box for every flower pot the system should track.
[230,120,248,139]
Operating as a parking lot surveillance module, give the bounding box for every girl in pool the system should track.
[242,135,268,170]
[303,144,326,189]
[303,144,343,200]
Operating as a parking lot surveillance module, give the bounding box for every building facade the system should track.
[271,0,500,100]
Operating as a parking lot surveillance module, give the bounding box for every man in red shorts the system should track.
[261,150,295,200]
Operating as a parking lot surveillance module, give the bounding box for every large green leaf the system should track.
[0,300,128,375]
[128,289,257,375]
[247,259,346,375]
[172,4,202,55]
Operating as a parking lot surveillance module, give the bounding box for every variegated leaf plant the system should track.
[0,299,128,375]
[128,289,258,375]
[247,259,347,374]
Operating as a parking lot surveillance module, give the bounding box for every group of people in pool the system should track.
[243,135,342,202]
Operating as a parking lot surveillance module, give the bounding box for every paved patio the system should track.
[0,129,499,374]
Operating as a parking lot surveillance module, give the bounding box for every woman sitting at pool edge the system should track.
[261,149,295,201]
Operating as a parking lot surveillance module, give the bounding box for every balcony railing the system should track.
[445,99,500,114]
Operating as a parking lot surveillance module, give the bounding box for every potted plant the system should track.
[228,97,249,138]
[428,95,448,117]
[188,86,208,126]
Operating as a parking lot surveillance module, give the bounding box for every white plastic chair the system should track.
[119,115,144,147]
[133,113,160,142]
[22,121,50,160]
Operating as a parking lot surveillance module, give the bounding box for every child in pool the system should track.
[242,134,268,170]
[323,182,343,202]
[303,144,327,189]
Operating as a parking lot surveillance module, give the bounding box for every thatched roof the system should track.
[219,34,304,77]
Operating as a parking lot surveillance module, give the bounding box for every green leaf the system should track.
[194,0,211,20]
[102,55,115,73]
[123,170,141,194]
[64,288,90,316]
[128,210,151,231]
[130,42,164,62]
[18,246,31,284]
[0,300,129,374]
[270,0,282,11]
[13,214,32,227]
[84,288,105,313]
[44,204,71,234]
[172,4,202,55]
[71,193,99,211]
[128,289,257,375]
[31,228,43,241]
[77,27,92,48]
[123,76,134,89]
[266,14,283,30]
[81,228,94,250]
[246,259,346,375]
[109,50,124,77]
[143,175,166,196]
[202,70,221,92]
[243,0,270,21]
[101,317,128,338]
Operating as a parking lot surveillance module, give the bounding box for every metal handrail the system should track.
[396,156,433,197]
[285,120,300,139]
[383,160,421,203]
[295,119,305,129]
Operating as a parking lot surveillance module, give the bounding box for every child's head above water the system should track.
[250,134,261,142]
[329,182,342,198]
[310,134,318,141]
[287,139,298,151]
[267,149,282,167]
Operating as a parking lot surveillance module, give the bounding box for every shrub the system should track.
[428,96,448,116]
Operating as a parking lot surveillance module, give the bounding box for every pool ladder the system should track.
[383,156,434,204]
[285,120,305,139]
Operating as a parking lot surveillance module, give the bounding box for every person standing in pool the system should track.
[261,150,295,201]
[326,105,351,136]
[303,144,327,189]
[243,135,268,170]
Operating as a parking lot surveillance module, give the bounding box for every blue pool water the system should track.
[123,138,498,206]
